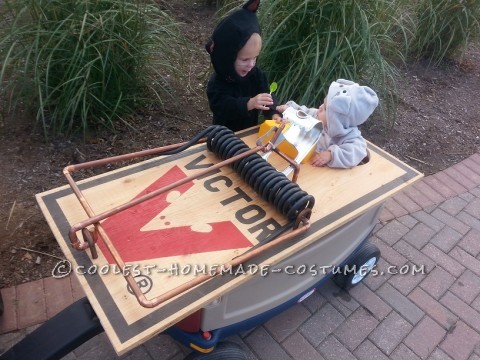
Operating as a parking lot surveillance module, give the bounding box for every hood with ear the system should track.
[205,0,261,83]
[326,79,379,138]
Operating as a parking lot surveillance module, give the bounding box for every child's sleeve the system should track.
[207,81,250,117]
[327,136,368,168]
[207,78,256,130]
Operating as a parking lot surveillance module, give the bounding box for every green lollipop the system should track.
[269,82,278,94]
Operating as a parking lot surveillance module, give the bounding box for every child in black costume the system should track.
[205,0,281,132]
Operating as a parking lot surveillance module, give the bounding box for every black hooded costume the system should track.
[205,0,278,132]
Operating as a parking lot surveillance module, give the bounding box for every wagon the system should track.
[0,124,422,359]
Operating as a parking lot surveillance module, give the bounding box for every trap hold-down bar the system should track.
[64,125,315,309]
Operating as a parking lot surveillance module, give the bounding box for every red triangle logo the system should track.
[99,165,252,263]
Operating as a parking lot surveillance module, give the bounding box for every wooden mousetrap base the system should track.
[36,127,422,354]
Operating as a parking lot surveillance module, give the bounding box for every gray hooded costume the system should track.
[285,79,379,168]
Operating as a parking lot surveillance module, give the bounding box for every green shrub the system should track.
[374,0,416,65]
[203,0,241,9]
[411,0,480,64]
[256,0,409,130]
[0,0,184,137]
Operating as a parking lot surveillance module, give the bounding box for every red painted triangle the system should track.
[99,165,252,263]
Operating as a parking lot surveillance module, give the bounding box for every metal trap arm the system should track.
[65,143,269,251]
[63,125,314,309]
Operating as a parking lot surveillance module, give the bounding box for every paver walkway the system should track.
[2,152,480,360]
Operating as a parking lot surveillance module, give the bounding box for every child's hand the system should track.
[272,113,284,123]
[274,117,289,125]
[311,151,332,167]
[248,93,274,111]
[276,104,288,113]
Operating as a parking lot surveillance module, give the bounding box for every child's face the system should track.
[316,98,327,125]
[234,33,262,77]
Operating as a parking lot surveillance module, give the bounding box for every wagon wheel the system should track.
[333,242,380,290]
[184,341,246,360]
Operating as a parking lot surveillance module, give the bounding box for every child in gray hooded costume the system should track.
[277,79,379,168]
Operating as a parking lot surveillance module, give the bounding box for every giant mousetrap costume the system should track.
[34,122,422,355]
[26,0,423,357]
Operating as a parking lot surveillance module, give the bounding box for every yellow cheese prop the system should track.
[258,120,317,163]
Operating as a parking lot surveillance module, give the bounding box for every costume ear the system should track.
[243,0,260,12]
[205,39,214,54]
[330,92,351,116]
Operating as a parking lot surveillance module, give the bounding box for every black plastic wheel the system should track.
[333,242,380,290]
[184,341,246,360]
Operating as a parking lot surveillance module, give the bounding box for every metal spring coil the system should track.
[206,126,315,221]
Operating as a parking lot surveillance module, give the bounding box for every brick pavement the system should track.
[1,152,480,360]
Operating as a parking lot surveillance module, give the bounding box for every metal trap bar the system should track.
[63,125,314,308]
